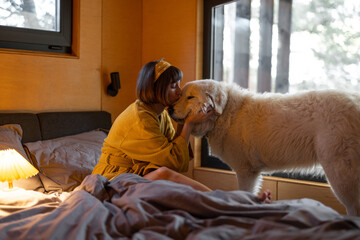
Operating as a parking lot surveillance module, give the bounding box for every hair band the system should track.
[154,59,171,82]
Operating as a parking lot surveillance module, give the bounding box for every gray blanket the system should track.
[1,174,360,239]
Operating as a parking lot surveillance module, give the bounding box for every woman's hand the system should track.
[185,106,214,126]
[180,106,214,143]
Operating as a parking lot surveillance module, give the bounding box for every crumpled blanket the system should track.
[1,173,360,240]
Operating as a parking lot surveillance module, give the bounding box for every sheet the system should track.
[0,188,69,217]
[1,174,360,239]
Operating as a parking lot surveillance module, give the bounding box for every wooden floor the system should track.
[193,167,346,215]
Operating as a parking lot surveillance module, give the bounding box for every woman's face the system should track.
[166,80,182,105]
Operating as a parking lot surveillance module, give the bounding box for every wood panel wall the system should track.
[142,0,200,86]
[0,0,102,112]
[101,0,142,121]
[0,0,201,122]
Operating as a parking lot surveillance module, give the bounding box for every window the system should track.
[202,0,360,170]
[0,0,72,53]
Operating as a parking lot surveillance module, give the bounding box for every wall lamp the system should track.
[107,72,121,97]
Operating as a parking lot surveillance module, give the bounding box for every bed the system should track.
[1,111,360,239]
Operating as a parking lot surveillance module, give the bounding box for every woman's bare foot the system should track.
[259,190,272,203]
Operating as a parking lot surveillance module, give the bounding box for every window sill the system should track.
[0,48,79,59]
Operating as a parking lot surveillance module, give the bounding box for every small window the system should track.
[202,0,360,170]
[0,0,72,53]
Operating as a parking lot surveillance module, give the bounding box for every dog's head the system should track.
[169,79,228,137]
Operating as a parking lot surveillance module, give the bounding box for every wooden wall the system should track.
[101,0,142,121]
[142,0,202,178]
[0,0,201,122]
[0,0,103,112]
[142,0,201,86]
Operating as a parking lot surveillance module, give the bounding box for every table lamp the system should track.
[0,149,39,189]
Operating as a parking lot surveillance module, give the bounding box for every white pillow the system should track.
[25,130,107,192]
[0,124,44,192]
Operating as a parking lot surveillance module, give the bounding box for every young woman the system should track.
[92,59,271,201]
[92,59,214,191]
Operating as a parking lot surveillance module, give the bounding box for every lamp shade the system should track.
[0,149,39,185]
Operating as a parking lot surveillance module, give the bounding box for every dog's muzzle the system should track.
[167,106,186,123]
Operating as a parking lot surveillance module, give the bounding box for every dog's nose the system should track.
[168,106,174,116]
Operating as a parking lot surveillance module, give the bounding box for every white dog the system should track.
[169,79,360,216]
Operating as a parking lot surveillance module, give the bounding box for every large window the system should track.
[0,0,72,53]
[202,0,360,170]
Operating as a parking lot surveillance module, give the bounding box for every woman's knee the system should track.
[154,166,175,179]
[144,166,174,180]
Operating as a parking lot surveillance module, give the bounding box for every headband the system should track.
[154,59,171,82]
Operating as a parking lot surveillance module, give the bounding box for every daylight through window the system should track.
[208,0,360,93]
[202,0,360,170]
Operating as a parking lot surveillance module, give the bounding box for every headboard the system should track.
[0,111,112,143]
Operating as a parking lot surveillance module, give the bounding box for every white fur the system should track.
[170,79,360,216]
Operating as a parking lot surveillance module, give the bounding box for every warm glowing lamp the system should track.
[0,149,39,189]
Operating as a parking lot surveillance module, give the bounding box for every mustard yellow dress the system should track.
[92,100,190,180]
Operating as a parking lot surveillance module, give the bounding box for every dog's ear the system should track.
[206,86,227,115]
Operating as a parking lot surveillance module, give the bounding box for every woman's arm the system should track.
[174,123,184,138]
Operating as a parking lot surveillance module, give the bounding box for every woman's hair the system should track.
[136,60,183,106]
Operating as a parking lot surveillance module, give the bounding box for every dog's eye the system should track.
[187,96,194,100]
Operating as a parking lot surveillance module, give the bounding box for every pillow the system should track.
[25,130,107,192]
[0,124,45,192]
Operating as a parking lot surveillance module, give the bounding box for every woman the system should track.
[92,59,214,191]
[92,59,270,201]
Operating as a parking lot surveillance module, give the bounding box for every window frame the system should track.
[0,0,72,54]
[202,0,234,170]
[203,0,229,80]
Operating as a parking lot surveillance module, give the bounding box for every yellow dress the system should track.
[92,100,190,180]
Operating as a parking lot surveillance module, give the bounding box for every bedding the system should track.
[25,130,107,192]
[0,188,70,217]
[1,174,360,239]
[1,111,360,239]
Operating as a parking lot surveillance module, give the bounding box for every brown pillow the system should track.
[0,124,45,192]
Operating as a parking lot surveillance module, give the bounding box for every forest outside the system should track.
[216,0,360,93]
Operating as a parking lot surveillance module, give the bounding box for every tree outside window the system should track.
[0,0,59,32]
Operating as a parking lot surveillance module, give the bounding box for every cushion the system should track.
[37,111,112,140]
[25,130,107,192]
[0,124,45,192]
[0,113,41,143]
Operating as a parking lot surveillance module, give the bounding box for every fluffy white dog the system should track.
[169,79,360,216]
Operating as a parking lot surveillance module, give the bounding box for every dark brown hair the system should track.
[136,60,183,105]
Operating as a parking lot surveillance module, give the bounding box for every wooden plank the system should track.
[275,0,292,93]
[194,167,238,191]
[233,0,251,88]
[278,181,346,214]
[257,0,274,93]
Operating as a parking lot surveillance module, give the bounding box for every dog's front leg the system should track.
[235,170,262,194]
